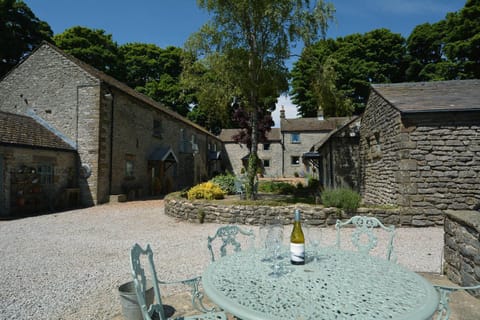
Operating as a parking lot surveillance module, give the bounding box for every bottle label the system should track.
[290,243,305,263]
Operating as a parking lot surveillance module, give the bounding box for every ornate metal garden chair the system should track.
[233,179,245,199]
[130,243,227,320]
[433,283,480,320]
[335,215,396,262]
[207,225,255,262]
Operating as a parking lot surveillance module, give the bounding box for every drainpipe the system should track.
[104,89,114,195]
[329,140,334,188]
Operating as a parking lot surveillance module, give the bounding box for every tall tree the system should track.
[187,0,335,199]
[406,0,480,80]
[291,28,406,115]
[443,0,480,78]
[53,26,125,80]
[120,44,190,116]
[0,0,53,77]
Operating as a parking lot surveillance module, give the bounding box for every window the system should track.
[291,156,300,165]
[37,164,53,184]
[153,119,162,137]
[263,143,270,150]
[291,133,300,143]
[263,159,270,167]
[125,160,134,178]
[125,154,136,178]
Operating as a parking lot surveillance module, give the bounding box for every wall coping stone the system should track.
[445,210,480,232]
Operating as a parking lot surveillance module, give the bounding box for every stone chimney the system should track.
[280,105,285,119]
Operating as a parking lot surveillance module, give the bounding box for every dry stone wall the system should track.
[164,197,443,227]
[443,210,480,297]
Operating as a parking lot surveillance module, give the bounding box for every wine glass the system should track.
[305,221,321,264]
[259,224,272,262]
[267,224,285,277]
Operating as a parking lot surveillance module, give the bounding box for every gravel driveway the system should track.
[0,199,444,319]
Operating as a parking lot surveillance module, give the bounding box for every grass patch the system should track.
[321,187,361,212]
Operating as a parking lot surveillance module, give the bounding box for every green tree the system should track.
[182,51,242,132]
[0,0,53,77]
[53,26,124,80]
[406,0,480,80]
[406,21,447,81]
[290,39,337,117]
[312,57,353,117]
[292,28,406,115]
[187,0,334,199]
[443,0,480,78]
[119,42,166,89]
[120,44,190,116]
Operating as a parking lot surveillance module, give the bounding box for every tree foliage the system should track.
[121,44,190,116]
[0,0,53,77]
[292,0,480,115]
[53,26,125,80]
[291,28,406,116]
[407,0,480,80]
[187,0,335,199]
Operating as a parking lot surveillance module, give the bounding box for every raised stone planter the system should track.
[444,210,480,298]
[164,197,444,227]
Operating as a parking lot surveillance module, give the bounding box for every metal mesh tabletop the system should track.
[202,248,439,320]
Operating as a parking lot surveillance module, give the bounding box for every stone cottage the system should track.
[218,128,282,177]
[0,42,223,216]
[360,80,480,221]
[310,116,361,191]
[219,108,350,178]
[0,111,78,216]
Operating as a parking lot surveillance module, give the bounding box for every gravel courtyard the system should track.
[0,199,444,319]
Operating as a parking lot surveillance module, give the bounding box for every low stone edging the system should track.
[444,210,480,297]
[164,197,444,227]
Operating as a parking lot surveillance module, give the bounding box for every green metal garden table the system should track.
[202,248,439,320]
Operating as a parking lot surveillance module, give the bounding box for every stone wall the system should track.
[164,197,443,227]
[400,113,480,213]
[0,145,77,216]
[360,92,402,205]
[443,210,480,297]
[0,44,100,206]
[361,90,480,220]
[318,118,361,191]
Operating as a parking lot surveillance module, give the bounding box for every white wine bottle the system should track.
[290,209,305,265]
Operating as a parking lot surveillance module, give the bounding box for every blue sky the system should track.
[24,0,467,125]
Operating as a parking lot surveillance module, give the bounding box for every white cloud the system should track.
[272,95,299,128]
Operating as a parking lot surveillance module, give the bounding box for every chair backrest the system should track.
[130,243,167,320]
[207,225,255,262]
[434,284,480,320]
[234,179,244,195]
[335,216,396,261]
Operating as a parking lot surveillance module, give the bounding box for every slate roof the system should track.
[280,117,350,132]
[312,116,361,151]
[0,111,75,151]
[372,80,480,113]
[218,128,281,142]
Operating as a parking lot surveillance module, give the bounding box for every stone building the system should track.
[0,111,78,216]
[218,110,350,178]
[218,128,282,177]
[0,42,223,216]
[360,80,480,218]
[280,116,350,178]
[310,116,361,191]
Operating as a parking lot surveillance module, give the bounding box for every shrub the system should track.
[258,181,296,195]
[321,187,361,212]
[210,173,236,194]
[187,182,225,200]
